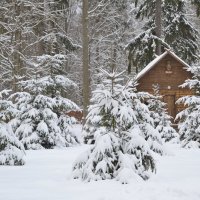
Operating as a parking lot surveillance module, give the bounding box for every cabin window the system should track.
[165,61,172,74]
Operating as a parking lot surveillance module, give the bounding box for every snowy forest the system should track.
[0,0,200,199]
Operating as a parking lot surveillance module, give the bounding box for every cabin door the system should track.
[163,95,176,119]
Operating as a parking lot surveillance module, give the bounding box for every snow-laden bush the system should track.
[147,84,178,143]
[0,90,25,165]
[176,66,200,148]
[73,69,157,183]
[11,75,80,150]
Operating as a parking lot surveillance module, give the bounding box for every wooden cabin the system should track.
[136,50,193,121]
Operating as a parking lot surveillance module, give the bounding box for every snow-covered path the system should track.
[0,145,200,200]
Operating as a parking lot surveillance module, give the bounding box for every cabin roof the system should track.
[136,50,190,81]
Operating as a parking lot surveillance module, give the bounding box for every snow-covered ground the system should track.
[0,144,200,200]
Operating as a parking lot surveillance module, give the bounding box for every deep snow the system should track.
[0,143,200,200]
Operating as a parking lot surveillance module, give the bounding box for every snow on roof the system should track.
[136,50,190,81]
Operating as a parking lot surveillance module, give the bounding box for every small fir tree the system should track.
[11,75,80,149]
[73,69,156,183]
[0,90,25,165]
[147,84,178,143]
[176,66,200,148]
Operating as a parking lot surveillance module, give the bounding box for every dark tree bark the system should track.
[82,0,90,123]
[155,0,162,55]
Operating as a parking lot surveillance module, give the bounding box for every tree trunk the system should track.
[155,0,162,55]
[111,43,117,72]
[82,0,90,123]
[13,1,23,92]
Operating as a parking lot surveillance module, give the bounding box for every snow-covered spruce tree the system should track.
[0,90,25,165]
[73,69,156,183]
[11,75,80,150]
[176,66,200,148]
[26,41,80,148]
[13,91,67,149]
[10,92,42,150]
[40,74,80,146]
[136,91,165,155]
[164,1,199,64]
[127,27,169,73]
[147,84,178,143]
[127,0,199,72]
